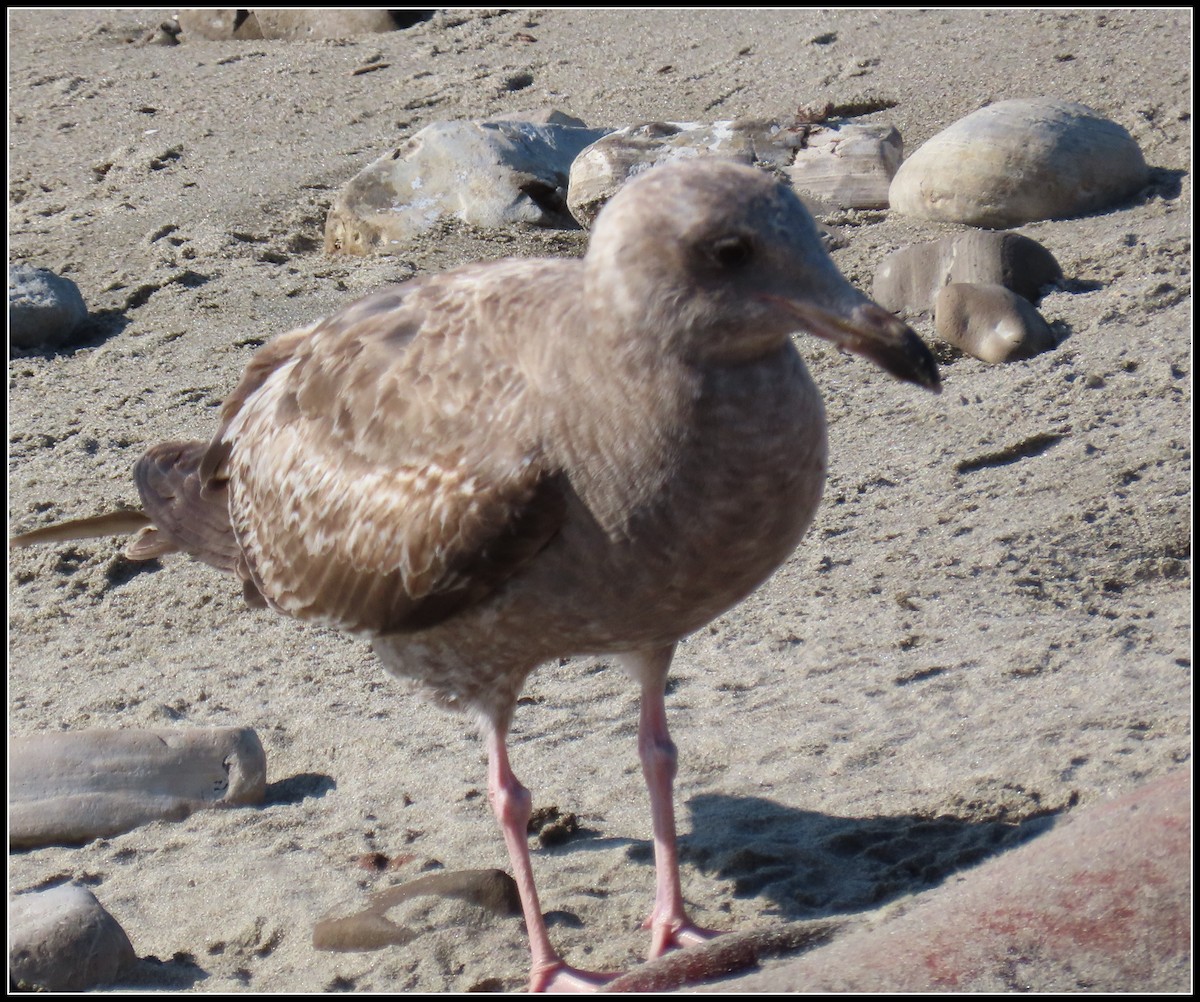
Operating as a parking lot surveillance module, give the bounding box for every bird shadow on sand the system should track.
[1147,166,1186,201]
[624,793,1061,922]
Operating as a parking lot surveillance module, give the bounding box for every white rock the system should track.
[567,120,790,227]
[325,119,611,254]
[889,98,1150,227]
[786,123,902,210]
[567,118,897,227]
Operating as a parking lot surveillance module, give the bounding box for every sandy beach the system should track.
[8,9,1191,992]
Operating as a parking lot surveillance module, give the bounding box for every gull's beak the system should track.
[767,295,942,393]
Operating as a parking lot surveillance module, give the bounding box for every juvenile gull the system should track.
[12,160,939,991]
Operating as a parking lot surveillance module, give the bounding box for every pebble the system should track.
[10,727,267,849]
[324,117,611,254]
[139,18,181,46]
[8,263,88,350]
[9,883,136,991]
[935,283,1057,363]
[872,232,1062,315]
[889,98,1150,227]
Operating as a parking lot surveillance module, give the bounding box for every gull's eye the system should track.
[708,235,755,270]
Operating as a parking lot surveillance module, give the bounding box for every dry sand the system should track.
[8,8,1191,992]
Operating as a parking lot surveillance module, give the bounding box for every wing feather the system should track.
[212,265,571,634]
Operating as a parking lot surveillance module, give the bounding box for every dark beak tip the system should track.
[896,327,942,394]
[920,358,943,394]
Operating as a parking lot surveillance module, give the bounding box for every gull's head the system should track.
[586,158,940,392]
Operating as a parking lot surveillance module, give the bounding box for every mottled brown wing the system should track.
[211,266,569,635]
[199,322,317,489]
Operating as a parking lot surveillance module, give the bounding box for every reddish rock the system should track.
[708,771,1190,993]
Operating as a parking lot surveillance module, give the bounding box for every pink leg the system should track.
[631,646,725,958]
[484,722,614,992]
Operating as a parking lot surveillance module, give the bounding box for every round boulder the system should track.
[889,98,1149,227]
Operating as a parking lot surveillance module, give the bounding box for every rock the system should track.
[9,884,136,991]
[872,232,1063,314]
[708,771,1191,993]
[486,109,590,128]
[889,98,1150,227]
[8,263,88,350]
[786,123,903,210]
[176,9,264,41]
[324,119,611,254]
[140,18,181,46]
[252,10,408,39]
[935,283,1057,363]
[9,727,267,849]
[177,9,408,42]
[568,120,773,228]
[313,869,520,952]
[566,118,900,228]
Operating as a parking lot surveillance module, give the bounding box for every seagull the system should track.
[12,159,939,991]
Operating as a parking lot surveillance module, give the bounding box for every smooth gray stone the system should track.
[10,727,267,849]
[935,282,1057,363]
[9,263,88,350]
[9,884,136,991]
[872,232,1062,315]
[486,109,589,128]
